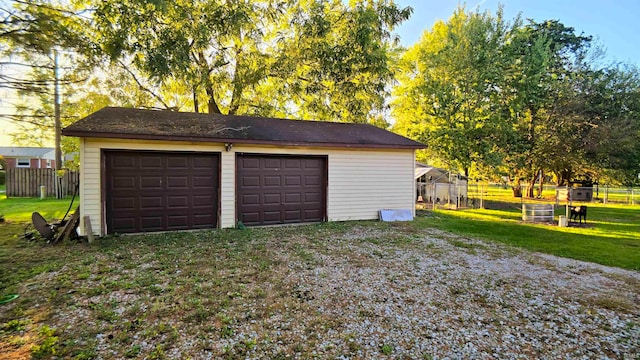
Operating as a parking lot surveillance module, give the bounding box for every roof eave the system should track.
[61,130,426,150]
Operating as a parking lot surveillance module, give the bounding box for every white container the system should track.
[558,215,567,227]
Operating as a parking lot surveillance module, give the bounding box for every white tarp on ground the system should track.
[379,209,413,221]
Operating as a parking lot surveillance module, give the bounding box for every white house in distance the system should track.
[62,107,425,235]
[0,146,56,169]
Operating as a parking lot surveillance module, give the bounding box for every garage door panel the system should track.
[284,193,301,204]
[304,209,322,219]
[305,175,321,186]
[285,210,301,220]
[140,196,163,209]
[112,155,136,168]
[285,159,301,168]
[237,154,325,226]
[167,215,189,228]
[241,193,260,206]
[167,195,188,208]
[167,176,189,188]
[263,211,283,223]
[111,197,136,209]
[305,159,323,168]
[106,151,219,234]
[241,212,260,223]
[167,156,189,169]
[304,192,321,202]
[285,175,301,186]
[242,176,260,187]
[140,176,162,189]
[192,214,215,226]
[113,176,136,189]
[193,176,213,187]
[264,176,281,187]
[112,218,136,232]
[193,156,214,168]
[264,193,281,204]
[140,215,163,228]
[264,158,281,169]
[194,195,215,207]
[141,155,163,168]
[241,157,260,168]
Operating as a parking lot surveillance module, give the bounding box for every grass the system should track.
[0,198,638,357]
[470,183,640,205]
[0,222,366,358]
[0,193,76,223]
[417,202,640,270]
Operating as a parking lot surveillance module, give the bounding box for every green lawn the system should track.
[0,196,638,358]
[0,194,76,223]
[417,203,640,270]
[1,194,638,271]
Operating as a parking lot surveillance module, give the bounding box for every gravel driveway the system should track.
[253,227,640,359]
[5,224,639,359]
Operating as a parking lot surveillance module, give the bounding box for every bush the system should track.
[0,170,5,185]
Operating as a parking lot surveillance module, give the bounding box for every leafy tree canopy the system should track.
[393,5,640,190]
[85,0,412,124]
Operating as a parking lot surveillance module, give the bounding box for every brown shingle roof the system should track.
[62,107,425,149]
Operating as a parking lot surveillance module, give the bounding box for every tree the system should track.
[392,6,512,177]
[1,0,89,92]
[579,65,640,185]
[86,0,412,122]
[392,7,640,195]
[499,19,593,197]
[1,0,91,172]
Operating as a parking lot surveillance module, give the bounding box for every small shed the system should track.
[62,107,425,235]
[415,163,468,205]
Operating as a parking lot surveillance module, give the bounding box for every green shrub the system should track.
[0,170,5,185]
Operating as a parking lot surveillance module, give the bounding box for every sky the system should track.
[393,0,640,66]
[2,0,639,146]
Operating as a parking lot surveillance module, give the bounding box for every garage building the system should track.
[62,107,425,235]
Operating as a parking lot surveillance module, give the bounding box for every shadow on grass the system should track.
[415,206,640,271]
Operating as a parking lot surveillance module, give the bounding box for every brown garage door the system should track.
[105,151,219,234]
[237,154,326,226]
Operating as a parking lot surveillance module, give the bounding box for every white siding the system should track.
[219,151,236,228]
[79,138,415,234]
[327,150,415,221]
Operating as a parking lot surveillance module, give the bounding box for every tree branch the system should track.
[117,60,174,110]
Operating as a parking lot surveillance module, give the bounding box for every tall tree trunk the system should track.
[526,175,536,198]
[193,86,199,113]
[512,178,522,197]
[525,106,537,199]
[228,48,242,115]
[205,83,221,114]
[538,169,544,198]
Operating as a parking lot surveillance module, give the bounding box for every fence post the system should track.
[565,185,571,221]
[432,183,436,211]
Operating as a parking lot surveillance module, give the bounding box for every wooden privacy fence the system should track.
[6,168,79,198]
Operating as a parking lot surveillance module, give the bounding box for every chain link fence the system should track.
[460,183,640,209]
